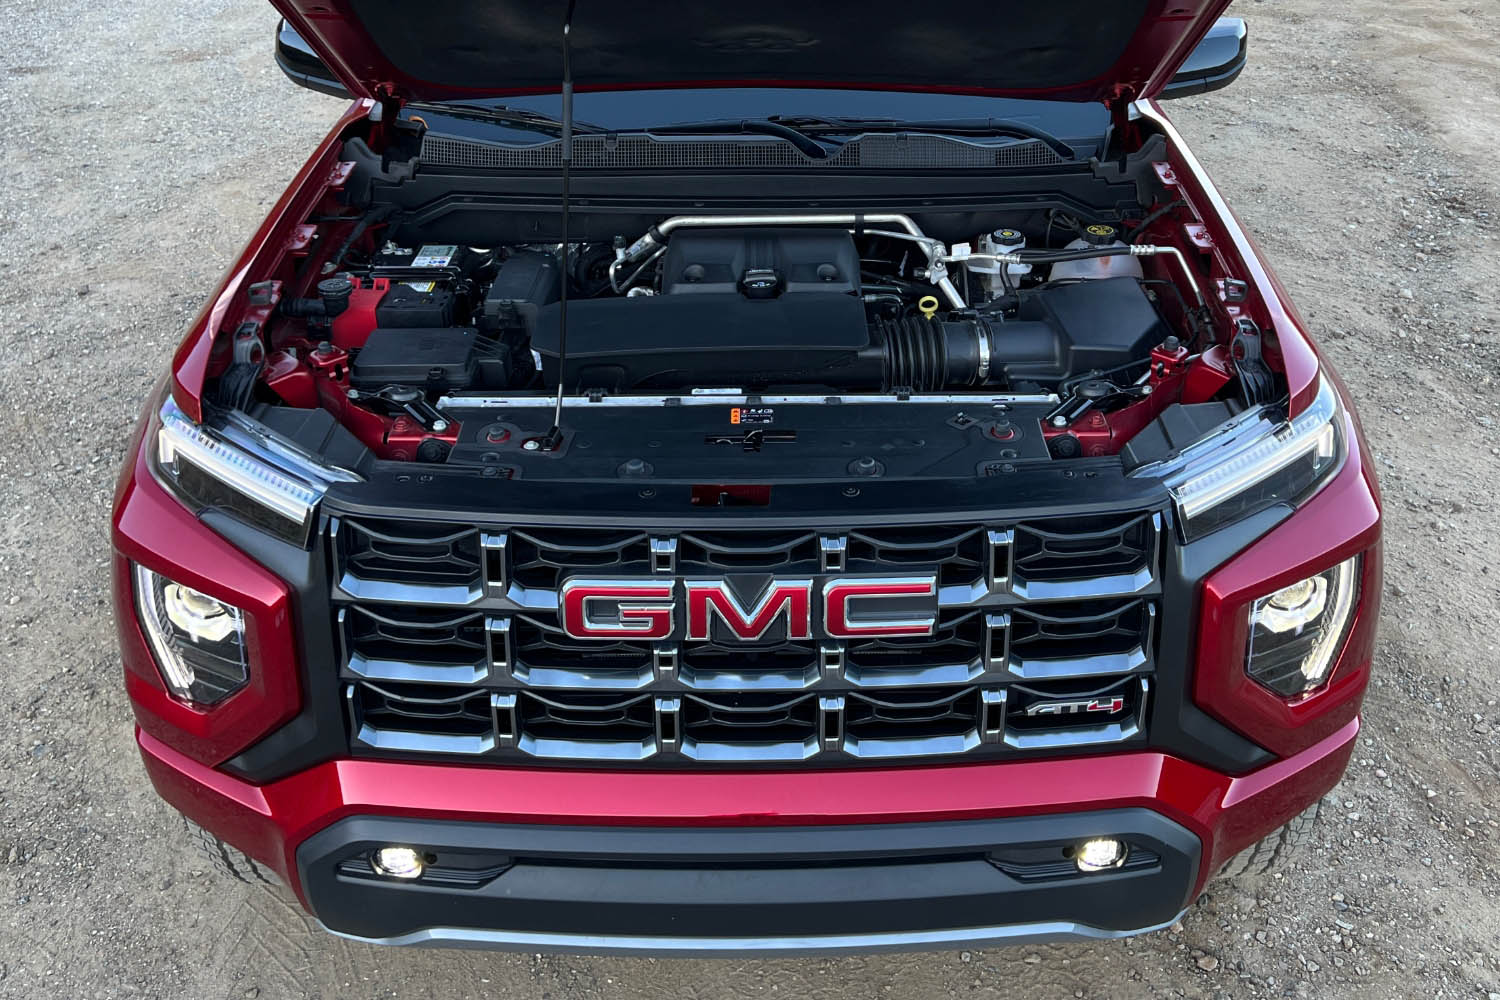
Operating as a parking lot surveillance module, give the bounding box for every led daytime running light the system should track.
[1163,377,1341,524]
[155,397,321,534]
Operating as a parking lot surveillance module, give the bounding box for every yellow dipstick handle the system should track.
[917,295,939,319]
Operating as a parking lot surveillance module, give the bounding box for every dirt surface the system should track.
[2,0,1499,997]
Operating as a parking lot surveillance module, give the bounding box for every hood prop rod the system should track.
[539,0,579,452]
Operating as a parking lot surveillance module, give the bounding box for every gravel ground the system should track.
[2,1,1498,997]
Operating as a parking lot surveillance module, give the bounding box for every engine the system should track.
[527,228,1170,394]
[247,210,1244,470]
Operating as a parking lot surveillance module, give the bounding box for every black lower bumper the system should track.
[297,809,1200,955]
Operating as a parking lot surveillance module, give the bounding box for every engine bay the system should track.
[208,127,1280,487]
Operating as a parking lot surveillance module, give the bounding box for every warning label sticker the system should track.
[730,407,774,426]
[412,245,458,268]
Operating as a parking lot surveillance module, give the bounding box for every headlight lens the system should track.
[133,564,250,704]
[1245,555,1361,697]
[152,396,326,547]
[1146,376,1345,541]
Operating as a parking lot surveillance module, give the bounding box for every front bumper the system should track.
[302,811,1197,954]
[139,715,1357,954]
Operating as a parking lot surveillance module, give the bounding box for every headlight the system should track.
[1245,555,1361,696]
[133,564,250,704]
[1139,376,1344,541]
[152,396,346,547]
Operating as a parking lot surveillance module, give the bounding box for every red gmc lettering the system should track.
[685,580,813,641]
[560,580,676,639]
[822,577,938,638]
[561,576,940,641]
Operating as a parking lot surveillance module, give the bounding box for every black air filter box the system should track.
[1003,277,1171,381]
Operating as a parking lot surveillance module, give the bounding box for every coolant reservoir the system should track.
[1048,223,1144,282]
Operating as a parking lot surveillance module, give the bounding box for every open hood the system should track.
[269,0,1234,106]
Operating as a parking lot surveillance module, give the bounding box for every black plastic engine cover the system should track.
[531,293,875,392]
[661,228,860,296]
[530,275,1169,393]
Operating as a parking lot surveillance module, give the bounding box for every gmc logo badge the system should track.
[560,576,938,641]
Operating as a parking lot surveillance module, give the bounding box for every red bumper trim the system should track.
[139,717,1358,905]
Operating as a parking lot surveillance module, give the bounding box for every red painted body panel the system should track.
[169,101,372,422]
[111,407,303,766]
[137,716,1358,906]
[1137,102,1323,412]
[1193,412,1382,757]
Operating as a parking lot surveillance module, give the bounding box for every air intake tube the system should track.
[871,316,997,391]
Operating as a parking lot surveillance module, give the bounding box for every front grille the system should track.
[330,512,1162,765]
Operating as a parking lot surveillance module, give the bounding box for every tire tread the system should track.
[1217,798,1322,881]
[183,816,279,886]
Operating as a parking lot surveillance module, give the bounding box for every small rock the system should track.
[1398,288,1414,300]
[960,952,971,963]
[1196,955,1220,972]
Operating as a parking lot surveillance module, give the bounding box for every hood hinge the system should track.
[370,83,404,124]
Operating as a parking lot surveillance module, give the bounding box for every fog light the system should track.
[370,846,425,880]
[1075,837,1127,872]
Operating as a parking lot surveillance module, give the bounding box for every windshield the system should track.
[403,89,1110,155]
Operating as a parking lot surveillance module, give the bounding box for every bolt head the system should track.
[522,440,540,451]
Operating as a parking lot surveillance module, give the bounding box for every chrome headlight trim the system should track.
[1134,376,1344,538]
[152,396,355,545]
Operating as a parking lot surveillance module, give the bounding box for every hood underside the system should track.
[270,0,1233,105]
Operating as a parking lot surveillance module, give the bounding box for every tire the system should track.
[1216,798,1322,881]
[183,816,281,887]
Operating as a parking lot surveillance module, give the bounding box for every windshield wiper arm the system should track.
[409,102,609,136]
[768,115,1079,162]
[639,118,841,160]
